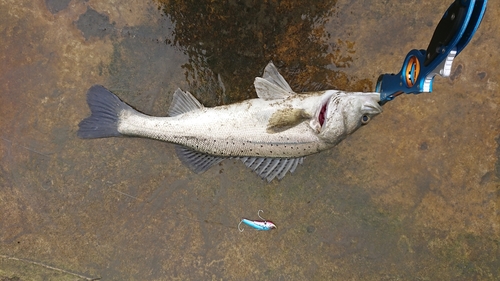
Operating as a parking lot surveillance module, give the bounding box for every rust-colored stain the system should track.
[158,0,374,105]
[0,0,499,280]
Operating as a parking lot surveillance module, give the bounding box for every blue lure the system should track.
[238,210,277,232]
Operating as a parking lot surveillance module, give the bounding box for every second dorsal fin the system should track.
[254,62,295,100]
[168,88,204,116]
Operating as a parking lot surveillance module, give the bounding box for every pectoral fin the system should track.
[266,108,311,133]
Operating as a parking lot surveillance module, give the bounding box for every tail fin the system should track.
[78,85,132,139]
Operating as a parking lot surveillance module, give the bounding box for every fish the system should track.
[78,62,382,181]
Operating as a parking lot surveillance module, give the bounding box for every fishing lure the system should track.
[238,210,277,232]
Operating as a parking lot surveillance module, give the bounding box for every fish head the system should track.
[314,91,382,143]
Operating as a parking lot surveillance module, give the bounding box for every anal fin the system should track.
[175,145,304,182]
[175,145,224,174]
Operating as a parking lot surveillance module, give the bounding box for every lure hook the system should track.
[257,210,266,221]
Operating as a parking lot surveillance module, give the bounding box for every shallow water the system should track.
[1,0,499,280]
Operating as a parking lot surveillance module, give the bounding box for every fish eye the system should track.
[361,115,370,124]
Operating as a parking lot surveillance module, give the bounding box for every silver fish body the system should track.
[78,62,382,181]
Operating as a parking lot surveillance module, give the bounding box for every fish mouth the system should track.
[317,94,334,128]
[311,91,336,132]
[318,101,328,127]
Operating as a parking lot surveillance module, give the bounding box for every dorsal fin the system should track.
[168,88,204,116]
[262,61,294,92]
[254,62,295,100]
